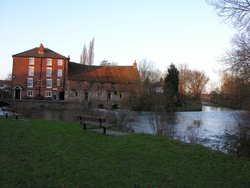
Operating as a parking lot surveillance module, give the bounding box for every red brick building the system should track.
[12,44,141,108]
[66,62,141,108]
[12,44,69,100]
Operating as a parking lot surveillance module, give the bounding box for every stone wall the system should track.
[4,99,84,110]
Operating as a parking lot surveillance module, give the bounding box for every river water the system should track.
[1,105,249,152]
[129,106,249,151]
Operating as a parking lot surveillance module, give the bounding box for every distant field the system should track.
[0,116,249,187]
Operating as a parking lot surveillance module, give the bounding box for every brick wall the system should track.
[12,57,68,100]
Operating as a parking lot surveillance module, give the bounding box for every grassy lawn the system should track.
[0,116,250,187]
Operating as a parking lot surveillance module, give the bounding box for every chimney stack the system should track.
[38,43,44,54]
[133,60,137,69]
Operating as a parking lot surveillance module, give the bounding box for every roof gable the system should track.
[12,46,67,59]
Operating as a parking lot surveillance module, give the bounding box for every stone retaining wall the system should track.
[3,99,84,110]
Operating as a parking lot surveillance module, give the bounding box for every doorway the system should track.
[14,87,22,100]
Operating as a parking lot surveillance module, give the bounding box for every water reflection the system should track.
[27,109,81,122]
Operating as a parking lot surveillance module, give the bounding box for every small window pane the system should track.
[57,79,60,86]
[46,79,52,88]
[45,91,52,97]
[29,58,34,65]
[27,90,33,97]
[28,66,34,76]
[46,67,52,77]
[57,69,63,77]
[27,78,33,88]
[47,58,52,66]
[58,59,63,66]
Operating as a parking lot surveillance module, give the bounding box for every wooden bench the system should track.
[2,107,22,120]
[77,115,114,134]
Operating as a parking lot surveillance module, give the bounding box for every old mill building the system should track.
[11,44,141,109]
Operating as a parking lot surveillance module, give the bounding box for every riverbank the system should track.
[176,101,202,111]
[1,99,203,112]
[1,117,249,187]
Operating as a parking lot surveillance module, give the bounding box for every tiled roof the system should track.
[12,47,67,59]
[68,62,141,84]
[0,80,11,85]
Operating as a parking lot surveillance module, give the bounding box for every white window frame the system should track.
[47,58,52,66]
[46,67,52,77]
[27,78,33,88]
[57,59,63,66]
[57,69,63,77]
[28,66,34,77]
[57,79,60,86]
[29,58,35,65]
[45,91,52,98]
[46,79,52,88]
[27,90,33,97]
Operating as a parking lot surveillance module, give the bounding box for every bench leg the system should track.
[5,114,8,118]
[16,115,18,120]
[83,123,86,130]
[103,127,106,134]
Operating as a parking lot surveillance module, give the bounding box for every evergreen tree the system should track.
[164,63,179,111]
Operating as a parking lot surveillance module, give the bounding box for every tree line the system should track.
[132,59,209,111]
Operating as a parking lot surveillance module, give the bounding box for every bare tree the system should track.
[178,65,209,100]
[80,38,94,65]
[88,38,95,65]
[139,59,161,83]
[188,70,209,99]
[221,72,249,108]
[222,33,250,79]
[208,0,250,110]
[5,72,13,81]
[178,64,190,98]
[83,45,88,65]
[208,0,250,30]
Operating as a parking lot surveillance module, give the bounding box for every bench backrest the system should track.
[78,115,106,123]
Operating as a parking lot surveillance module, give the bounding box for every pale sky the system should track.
[0,0,235,83]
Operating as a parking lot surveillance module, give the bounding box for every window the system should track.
[46,79,52,88]
[57,59,63,66]
[27,90,33,97]
[85,92,89,101]
[29,58,34,65]
[47,58,52,66]
[57,69,63,77]
[27,78,33,88]
[28,66,34,76]
[57,79,60,86]
[46,67,52,77]
[107,92,111,101]
[45,91,52,97]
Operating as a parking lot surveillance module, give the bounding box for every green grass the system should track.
[0,116,250,187]
[177,102,202,111]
